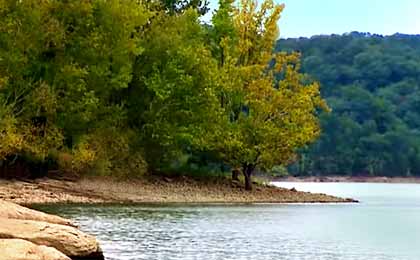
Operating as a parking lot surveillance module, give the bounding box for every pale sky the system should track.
[204,0,420,38]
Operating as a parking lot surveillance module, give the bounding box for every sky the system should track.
[204,0,420,38]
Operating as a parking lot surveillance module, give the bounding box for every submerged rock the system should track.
[0,238,70,260]
[0,200,75,227]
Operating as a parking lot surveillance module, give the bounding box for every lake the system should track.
[36,182,420,260]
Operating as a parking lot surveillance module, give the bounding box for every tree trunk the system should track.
[231,168,240,181]
[242,164,254,191]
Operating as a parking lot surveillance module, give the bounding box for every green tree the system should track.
[128,10,222,172]
[160,0,210,15]
[0,0,151,176]
[212,0,327,189]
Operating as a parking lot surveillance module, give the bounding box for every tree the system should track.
[212,0,327,190]
[128,9,222,172]
[0,0,151,177]
[0,0,64,173]
[159,0,210,15]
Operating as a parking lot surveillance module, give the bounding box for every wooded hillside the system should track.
[277,32,420,176]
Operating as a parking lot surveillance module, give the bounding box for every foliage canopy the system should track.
[0,0,324,189]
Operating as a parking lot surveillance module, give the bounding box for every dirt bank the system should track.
[0,176,357,205]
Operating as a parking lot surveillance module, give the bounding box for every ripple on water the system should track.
[35,183,420,260]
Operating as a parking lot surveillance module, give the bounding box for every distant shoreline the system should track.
[273,176,420,184]
[0,176,357,205]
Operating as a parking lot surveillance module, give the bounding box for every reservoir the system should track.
[37,182,420,260]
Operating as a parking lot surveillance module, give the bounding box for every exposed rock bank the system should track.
[0,200,74,226]
[0,201,103,260]
[0,176,356,204]
[0,239,70,260]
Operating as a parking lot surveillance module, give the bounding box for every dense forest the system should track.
[277,32,420,177]
[0,0,324,189]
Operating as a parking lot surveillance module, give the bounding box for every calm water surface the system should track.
[37,183,420,260]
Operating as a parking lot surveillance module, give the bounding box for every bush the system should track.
[69,128,147,178]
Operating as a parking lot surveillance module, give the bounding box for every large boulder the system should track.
[0,239,70,260]
[0,218,103,260]
[0,200,75,227]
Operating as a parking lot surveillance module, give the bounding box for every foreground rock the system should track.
[0,218,103,259]
[0,239,70,260]
[0,200,75,226]
[0,200,103,260]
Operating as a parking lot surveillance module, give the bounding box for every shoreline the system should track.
[0,176,357,205]
[273,175,420,184]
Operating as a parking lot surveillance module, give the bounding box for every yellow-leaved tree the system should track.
[212,0,328,190]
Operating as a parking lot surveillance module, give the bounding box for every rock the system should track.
[0,218,103,260]
[0,238,70,260]
[0,200,104,259]
[163,177,173,183]
[319,177,328,182]
[346,198,359,203]
[0,200,75,227]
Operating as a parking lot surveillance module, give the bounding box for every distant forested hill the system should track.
[276,32,420,176]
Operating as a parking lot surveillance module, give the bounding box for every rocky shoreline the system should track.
[0,176,357,205]
[0,200,103,260]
